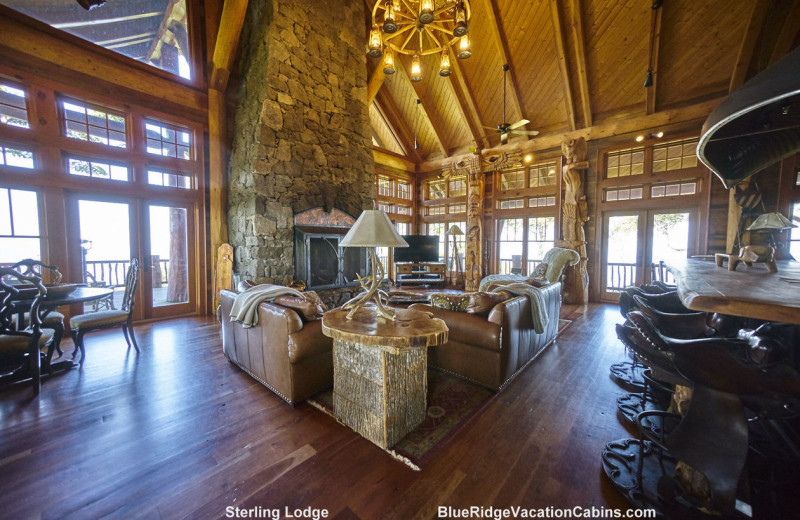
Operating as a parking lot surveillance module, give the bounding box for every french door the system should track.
[600,209,696,301]
[69,195,197,320]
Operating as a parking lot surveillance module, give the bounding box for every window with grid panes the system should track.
[62,99,127,148]
[397,180,411,200]
[426,222,447,262]
[145,120,191,160]
[651,182,697,198]
[448,176,466,197]
[396,204,412,215]
[427,205,446,216]
[528,196,555,208]
[527,216,555,269]
[0,187,41,262]
[606,186,643,202]
[606,147,644,178]
[529,162,557,187]
[0,144,34,169]
[0,83,28,129]
[498,199,524,210]
[67,156,129,182]
[428,179,446,199]
[500,170,524,190]
[449,203,466,214]
[377,175,393,197]
[148,169,192,189]
[652,138,698,172]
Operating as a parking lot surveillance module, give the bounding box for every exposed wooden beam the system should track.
[372,98,408,156]
[395,58,448,158]
[210,0,249,92]
[373,147,417,172]
[568,0,592,127]
[479,0,526,125]
[645,3,662,115]
[729,0,769,93]
[549,0,576,131]
[449,55,487,147]
[420,98,724,170]
[367,67,386,105]
[769,0,800,66]
[375,92,422,163]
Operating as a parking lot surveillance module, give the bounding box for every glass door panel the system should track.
[603,214,640,297]
[77,199,131,313]
[650,212,691,284]
[0,187,42,264]
[143,203,195,318]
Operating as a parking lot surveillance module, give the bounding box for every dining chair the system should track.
[0,268,55,395]
[69,258,140,365]
[9,259,66,357]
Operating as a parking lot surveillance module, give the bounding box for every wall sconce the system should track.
[635,131,664,142]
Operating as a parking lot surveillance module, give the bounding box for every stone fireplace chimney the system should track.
[227,0,376,284]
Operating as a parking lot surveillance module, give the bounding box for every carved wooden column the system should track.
[557,137,590,304]
[465,159,484,291]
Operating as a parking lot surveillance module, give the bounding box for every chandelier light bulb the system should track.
[368,26,383,58]
[457,34,472,59]
[439,50,451,77]
[419,0,434,24]
[453,2,468,36]
[383,47,396,75]
[383,1,397,33]
[410,54,423,82]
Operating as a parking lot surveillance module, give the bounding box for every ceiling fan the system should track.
[484,64,539,144]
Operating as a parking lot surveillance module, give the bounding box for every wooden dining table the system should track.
[666,257,800,325]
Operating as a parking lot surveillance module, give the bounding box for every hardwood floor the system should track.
[0,304,637,519]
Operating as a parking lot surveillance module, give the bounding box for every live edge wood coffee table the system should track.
[321,306,448,449]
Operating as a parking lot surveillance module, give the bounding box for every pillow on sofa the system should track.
[429,293,471,312]
[529,262,548,281]
[466,291,510,316]
[274,291,328,322]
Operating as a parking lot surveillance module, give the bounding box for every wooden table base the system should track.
[332,338,427,449]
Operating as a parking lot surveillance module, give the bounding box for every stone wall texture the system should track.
[227,0,376,284]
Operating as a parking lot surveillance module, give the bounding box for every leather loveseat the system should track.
[410,281,562,391]
[218,286,333,405]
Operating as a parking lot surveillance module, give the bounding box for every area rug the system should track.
[307,369,494,471]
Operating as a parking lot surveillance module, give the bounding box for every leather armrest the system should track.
[411,304,501,351]
[288,320,332,363]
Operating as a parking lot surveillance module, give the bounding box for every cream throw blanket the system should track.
[230,284,304,328]
[489,282,549,334]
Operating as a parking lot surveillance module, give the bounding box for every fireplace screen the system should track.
[295,227,367,290]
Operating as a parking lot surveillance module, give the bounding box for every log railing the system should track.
[85,258,169,286]
[606,262,637,291]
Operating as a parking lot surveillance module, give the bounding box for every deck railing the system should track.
[85,258,169,286]
[606,262,637,291]
[498,258,543,275]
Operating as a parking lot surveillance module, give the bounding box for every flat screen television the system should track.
[394,235,440,263]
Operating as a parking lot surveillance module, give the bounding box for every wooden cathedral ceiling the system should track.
[366,0,800,165]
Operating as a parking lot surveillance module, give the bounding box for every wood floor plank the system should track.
[0,306,638,519]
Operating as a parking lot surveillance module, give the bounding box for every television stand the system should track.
[394,262,446,288]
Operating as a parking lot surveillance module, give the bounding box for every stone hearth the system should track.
[227,0,376,285]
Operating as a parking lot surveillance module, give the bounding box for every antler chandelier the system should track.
[368,0,472,81]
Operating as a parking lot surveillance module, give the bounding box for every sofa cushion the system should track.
[274,291,327,322]
[429,293,470,312]
[465,291,510,316]
[529,262,548,281]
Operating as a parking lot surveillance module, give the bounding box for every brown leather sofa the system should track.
[218,289,333,405]
[410,281,562,391]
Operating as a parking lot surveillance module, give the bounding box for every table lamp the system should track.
[339,209,408,320]
[746,211,797,256]
[445,224,464,286]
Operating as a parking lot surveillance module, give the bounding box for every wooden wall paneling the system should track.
[582,0,649,119]
[729,0,769,93]
[769,0,800,66]
[393,56,447,158]
[478,0,526,128]
[567,0,592,128]
[645,4,662,115]
[370,104,407,156]
[442,67,482,151]
[549,0,576,131]
[657,0,751,108]
[448,56,486,148]
[375,92,422,163]
[382,59,437,159]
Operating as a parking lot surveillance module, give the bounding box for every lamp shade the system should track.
[339,210,409,248]
[746,212,797,231]
[445,224,464,236]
